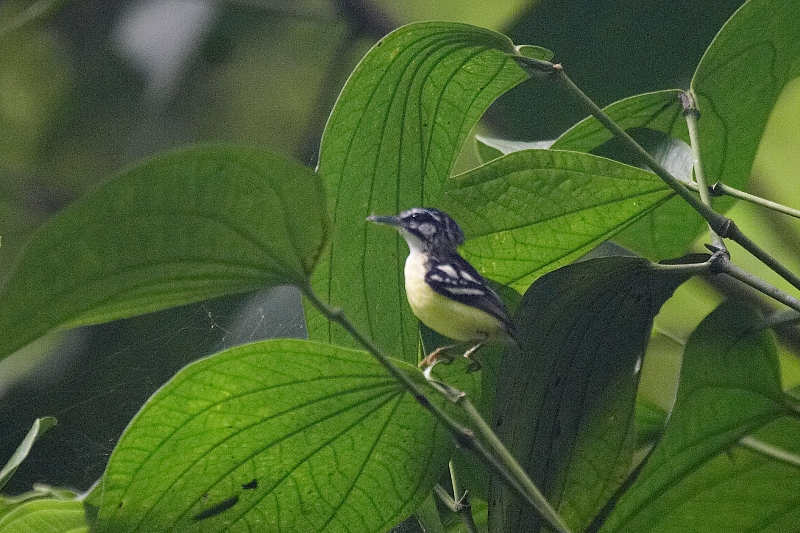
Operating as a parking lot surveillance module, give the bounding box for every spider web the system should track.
[0,286,306,495]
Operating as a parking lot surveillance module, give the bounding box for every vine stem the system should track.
[300,283,573,533]
[514,56,800,294]
[681,91,726,252]
[708,182,800,219]
[677,179,800,219]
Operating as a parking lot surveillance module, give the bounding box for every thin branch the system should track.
[300,283,573,533]
[708,251,800,313]
[709,182,800,219]
[449,461,463,511]
[681,91,726,251]
[756,309,800,330]
[513,56,800,294]
[677,179,800,220]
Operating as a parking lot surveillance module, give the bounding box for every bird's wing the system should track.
[424,252,513,331]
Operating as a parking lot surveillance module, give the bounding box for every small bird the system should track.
[367,207,514,373]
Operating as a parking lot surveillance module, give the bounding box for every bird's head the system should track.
[367,207,465,253]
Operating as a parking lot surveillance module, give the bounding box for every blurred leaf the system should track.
[0,145,327,362]
[0,25,71,170]
[309,22,530,359]
[691,0,800,204]
[491,255,697,533]
[0,417,56,491]
[91,339,477,533]
[0,497,87,533]
[441,150,674,292]
[602,300,791,532]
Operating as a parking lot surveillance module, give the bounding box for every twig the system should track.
[739,436,800,468]
[681,91,726,252]
[709,182,800,219]
[707,250,800,313]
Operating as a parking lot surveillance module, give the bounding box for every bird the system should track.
[367,207,514,375]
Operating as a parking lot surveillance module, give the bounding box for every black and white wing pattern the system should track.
[424,251,512,331]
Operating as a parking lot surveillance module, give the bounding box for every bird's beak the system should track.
[366,214,401,226]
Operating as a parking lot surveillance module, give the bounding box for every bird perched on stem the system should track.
[367,207,514,376]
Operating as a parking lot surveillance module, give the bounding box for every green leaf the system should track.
[619,418,800,532]
[0,417,56,491]
[551,90,688,154]
[550,89,709,259]
[490,256,696,533]
[441,150,674,292]
[0,145,327,362]
[309,22,530,358]
[475,91,704,260]
[91,339,476,533]
[602,300,790,532]
[0,497,87,533]
[691,0,800,200]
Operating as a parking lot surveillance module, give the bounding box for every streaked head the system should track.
[367,207,465,253]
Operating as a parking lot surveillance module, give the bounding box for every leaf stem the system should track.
[708,252,800,313]
[681,91,726,252]
[300,283,573,533]
[756,309,800,330]
[513,56,800,294]
[678,180,800,220]
[709,182,800,219]
[739,436,800,468]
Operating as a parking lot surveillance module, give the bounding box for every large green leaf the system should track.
[602,300,791,532]
[310,22,531,357]
[90,339,477,533]
[490,256,697,533]
[0,145,327,362]
[476,90,704,260]
[691,0,800,199]
[441,150,674,292]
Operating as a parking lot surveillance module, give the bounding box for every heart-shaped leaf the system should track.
[90,339,477,533]
[441,150,674,291]
[309,22,531,357]
[0,145,327,361]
